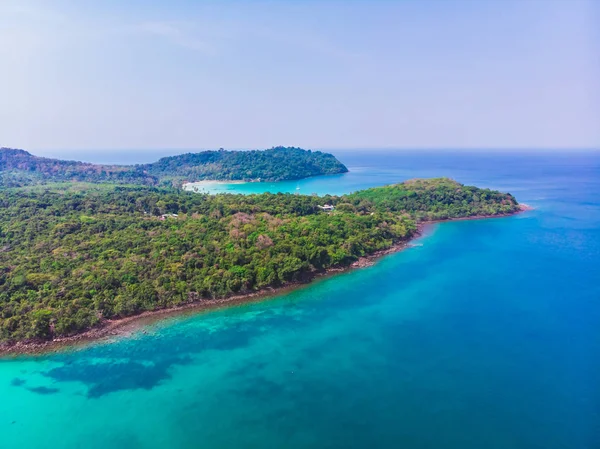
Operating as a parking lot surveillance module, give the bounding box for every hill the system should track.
[143,147,348,182]
[0,147,349,188]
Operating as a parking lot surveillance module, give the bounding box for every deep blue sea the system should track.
[1,150,599,449]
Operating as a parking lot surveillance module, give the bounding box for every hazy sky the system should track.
[1,0,598,152]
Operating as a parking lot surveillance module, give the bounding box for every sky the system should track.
[0,0,598,153]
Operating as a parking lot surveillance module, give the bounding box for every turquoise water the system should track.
[2,151,599,449]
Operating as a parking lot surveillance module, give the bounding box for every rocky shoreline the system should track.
[0,207,530,357]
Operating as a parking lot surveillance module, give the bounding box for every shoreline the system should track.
[182,180,248,192]
[181,171,350,192]
[0,206,530,357]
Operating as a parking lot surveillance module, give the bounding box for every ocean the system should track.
[1,150,599,449]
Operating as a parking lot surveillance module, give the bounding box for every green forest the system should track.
[143,147,349,182]
[0,178,519,343]
[0,147,348,188]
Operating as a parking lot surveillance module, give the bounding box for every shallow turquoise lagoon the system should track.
[1,151,599,448]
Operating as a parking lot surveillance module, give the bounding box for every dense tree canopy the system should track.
[0,147,348,188]
[345,178,519,220]
[0,178,519,343]
[144,147,349,182]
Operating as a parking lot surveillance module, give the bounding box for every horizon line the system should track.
[13,146,600,153]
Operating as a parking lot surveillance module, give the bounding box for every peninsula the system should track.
[0,146,349,188]
[0,177,523,351]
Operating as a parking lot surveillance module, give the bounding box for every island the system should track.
[0,177,524,352]
[0,146,349,188]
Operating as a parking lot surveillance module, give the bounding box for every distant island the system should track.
[0,177,524,352]
[0,146,349,188]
